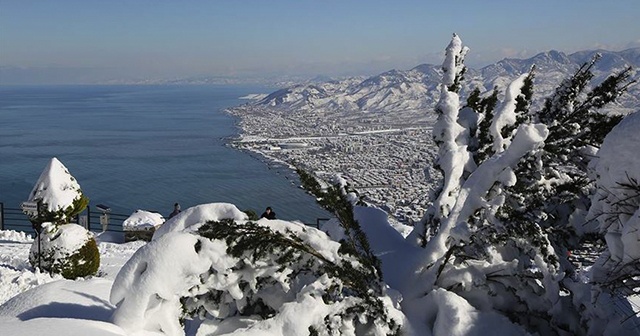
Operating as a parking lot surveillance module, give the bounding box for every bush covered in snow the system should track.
[110,203,404,335]
[26,158,98,279]
[27,157,89,226]
[29,223,100,279]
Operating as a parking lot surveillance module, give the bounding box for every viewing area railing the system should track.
[1,202,329,237]
[0,202,129,235]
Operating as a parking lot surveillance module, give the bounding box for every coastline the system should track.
[0,85,332,226]
[224,99,440,226]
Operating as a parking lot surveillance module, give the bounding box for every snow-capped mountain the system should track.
[257,48,640,114]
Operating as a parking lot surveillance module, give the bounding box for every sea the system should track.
[0,85,331,225]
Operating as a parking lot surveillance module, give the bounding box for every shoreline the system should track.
[0,85,331,227]
[224,101,438,226]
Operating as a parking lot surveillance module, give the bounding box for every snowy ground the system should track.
[1,223,639,335]
[0,230,148,335]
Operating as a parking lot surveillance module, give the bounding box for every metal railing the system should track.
[0,203,33,232]
[0,202,131,235]
[1,202,334,234]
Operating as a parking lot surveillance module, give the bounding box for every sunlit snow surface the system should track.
[0,200,638,335]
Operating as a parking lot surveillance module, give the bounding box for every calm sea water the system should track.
[0,85,330,223]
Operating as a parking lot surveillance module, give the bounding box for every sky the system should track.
[1,0,639,84]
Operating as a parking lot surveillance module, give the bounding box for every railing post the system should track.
[87,205,91,231]
[0,202,4,231]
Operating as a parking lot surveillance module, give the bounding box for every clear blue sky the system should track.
[1,0,639,82]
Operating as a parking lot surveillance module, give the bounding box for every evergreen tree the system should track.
[469,86,499,165]
[296,168,382,280]
[498,57,634,258]
[26,158,97,278]
[412,33,472,247]
[414,39,635,335]
[189,218,400,335]
[27,157,89,227]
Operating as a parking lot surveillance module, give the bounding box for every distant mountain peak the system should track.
[255,47,639,115]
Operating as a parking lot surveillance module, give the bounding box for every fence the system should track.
[1,202,331,236]
[0,202,130,235]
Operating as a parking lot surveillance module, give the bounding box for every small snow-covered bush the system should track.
[29,223,100,279]
[26,157,97,278]
[27,157,89,226]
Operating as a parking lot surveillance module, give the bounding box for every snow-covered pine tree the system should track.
[497,56,635,258]
[585,111,640,334]
[466,86,499,165]
[110,202,404,335]
[411,36,634,335]
[190,217,400,335]
[411,33,472,247]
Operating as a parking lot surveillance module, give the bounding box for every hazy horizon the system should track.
[1,0,639,84]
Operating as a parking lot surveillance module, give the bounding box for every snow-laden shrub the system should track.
[27,157,89,226]
[25,157,97,279]
[122,210,165,231]
[191,219,403,335]
[29,223,100,279]
[110,203,404,335]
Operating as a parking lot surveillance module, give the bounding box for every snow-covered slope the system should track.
[257,48,640,114]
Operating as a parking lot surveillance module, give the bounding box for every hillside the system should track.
[257,48,640,115]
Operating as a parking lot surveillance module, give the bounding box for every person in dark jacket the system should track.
[260,207,276,220]
[169,203,181,219]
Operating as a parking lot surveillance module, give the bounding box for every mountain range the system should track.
[256,48,640,115]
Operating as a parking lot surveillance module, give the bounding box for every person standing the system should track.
[169,203,181,219]
[260,206,276,220]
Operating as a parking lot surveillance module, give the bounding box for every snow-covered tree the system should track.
[27,157,98,279]
[498,57,634,262]
[411,33,473,247]
[407,35,635,335]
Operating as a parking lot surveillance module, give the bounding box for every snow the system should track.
[153,203,248,239]
[31,223,92,262]
[589,111,640,261]
[110,232,227,335]
[0,39,638,336]
[28,157,84,214]
[0,195,635,335]
[0,230,145,336]
[414,288,528,336]
[490,73,529,152]
[122,210,165,231]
